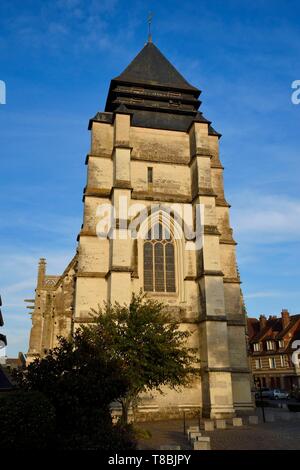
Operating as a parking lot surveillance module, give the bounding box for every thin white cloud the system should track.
[3,280,36,295]
[0,211,81,239]
[231,191,300,242]
[244,291,285,299]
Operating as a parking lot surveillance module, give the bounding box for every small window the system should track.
[266,341,274,351]
[255,359,262,369]
[278,340,285,348]
[147,167,153,184]
[269,357,276,369]
[253,343,260,352]
[280,355,288,367]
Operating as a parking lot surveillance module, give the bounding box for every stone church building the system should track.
[27,40,253,418]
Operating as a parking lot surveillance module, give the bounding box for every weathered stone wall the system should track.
[74,116,253,416]
[27,257,77,362]
[130,127,189,163]
[27,110,253,417]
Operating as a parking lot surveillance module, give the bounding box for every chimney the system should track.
[281,309,290,329]
[259,315,267,330]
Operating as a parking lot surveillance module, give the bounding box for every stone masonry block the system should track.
[204,420,215,431]
[160,445,181,450]
[215,419,226,429]
[193,437,211,451]
[187,425,200,435]
[232,417,243,426]
[189,431,202,442]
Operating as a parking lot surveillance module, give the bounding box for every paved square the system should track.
[138,410,300,450]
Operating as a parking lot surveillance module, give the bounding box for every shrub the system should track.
[0,390,56,449]
[14,334,136,450]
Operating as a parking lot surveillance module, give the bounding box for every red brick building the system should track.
[248,310,300,391]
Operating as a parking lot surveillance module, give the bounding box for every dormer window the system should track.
[278,339,284,348]
[253,343,260,352]
[266,340,274,351]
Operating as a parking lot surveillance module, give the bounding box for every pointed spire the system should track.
[113,42,198,91]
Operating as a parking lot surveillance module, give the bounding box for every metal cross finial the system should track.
[147,12,153,43]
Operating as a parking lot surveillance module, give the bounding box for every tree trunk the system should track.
[120,398,130,425]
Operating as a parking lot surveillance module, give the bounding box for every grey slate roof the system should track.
[114,42,199,92]
[90,41,221,136]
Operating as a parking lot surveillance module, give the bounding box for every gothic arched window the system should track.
[143,223,176,293]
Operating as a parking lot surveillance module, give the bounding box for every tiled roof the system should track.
[247,314,300,344]
[277,314,300,339]
[247,318,260,338]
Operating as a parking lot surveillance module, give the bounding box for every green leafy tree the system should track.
[14,332,136,450]
[82,293,199,424]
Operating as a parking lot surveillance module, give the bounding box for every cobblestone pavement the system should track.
[138,409,300,450]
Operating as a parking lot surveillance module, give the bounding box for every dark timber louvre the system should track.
[90,41,221,136]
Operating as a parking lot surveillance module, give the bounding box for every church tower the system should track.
[27,40,253,418]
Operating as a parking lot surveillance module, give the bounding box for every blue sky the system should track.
[0,0,300,356]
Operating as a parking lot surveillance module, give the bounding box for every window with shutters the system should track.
[255,359,262,369]
[143,223,176,293]
[269,357,276,369]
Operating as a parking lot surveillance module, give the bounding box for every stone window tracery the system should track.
[143,223,176,293]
